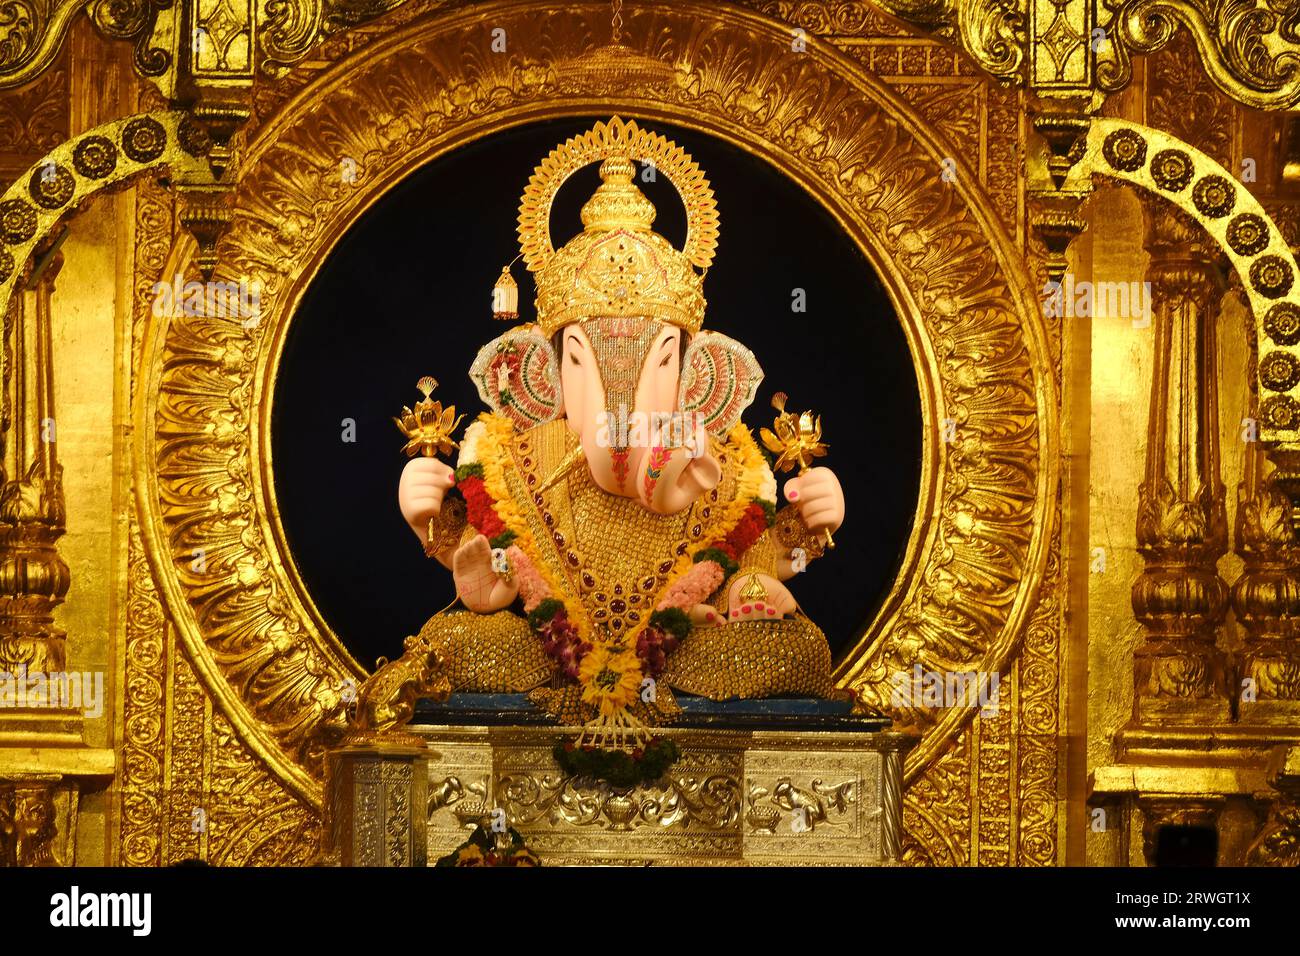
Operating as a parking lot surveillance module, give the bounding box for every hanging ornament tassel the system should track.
[575,709,651,752]
[492,265,519,321]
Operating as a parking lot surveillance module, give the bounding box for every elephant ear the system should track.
[677,331,764,435]
[469,325,561,430]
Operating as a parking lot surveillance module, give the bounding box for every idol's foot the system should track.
[661,616,834,700]
[416,609,554,692]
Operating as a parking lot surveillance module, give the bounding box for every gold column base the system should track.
[1131,640,1231,726]
[319,732,430,867]
[415,724,915,867]
[1239,639,1300,726]
[0,709,115,867]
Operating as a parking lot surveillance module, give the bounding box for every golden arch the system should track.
[1077,117,1300,446]
[134,0,1057,807]
[0,112,207,315]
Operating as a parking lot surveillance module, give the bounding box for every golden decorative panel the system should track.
[1076,117,1300,446]
[418,724,910,866]
[115,0,1059,866]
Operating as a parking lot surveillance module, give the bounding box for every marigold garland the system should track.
[469,414,591,644]
[459,413,778,757]
[578,643,644,718]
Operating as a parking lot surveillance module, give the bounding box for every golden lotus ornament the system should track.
[761,391,834,548]
[394,376,468,557]
[394,375,464,459]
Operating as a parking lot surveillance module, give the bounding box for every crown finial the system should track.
[580,156,656,233]
[517,118,719,336]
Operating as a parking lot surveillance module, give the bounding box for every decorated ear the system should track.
[468,325,561,430]
[677,331,764,434]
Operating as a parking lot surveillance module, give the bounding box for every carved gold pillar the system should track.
[174,0,251,278]
[1030,111,1090,285]
[1233,352,1300,725]
[1129,198,1231,725]
[0,245,113,866]
[319,736,430,867]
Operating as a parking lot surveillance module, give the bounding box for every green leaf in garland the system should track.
[527,597,566,630]
[489,530,517,550]
[552,738,681,788]
[454,462,485,482]
[649,607,691,641]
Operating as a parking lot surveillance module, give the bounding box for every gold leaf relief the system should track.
[904,731,972,865]
[1098,0,1300,110]
[0,61,67,165]
[893,81,984,163]
[1147,32,1235,168]
[120,521,166,866]
[1017,524,1061,865]
[743,1,913,38]
[206,712,319,866]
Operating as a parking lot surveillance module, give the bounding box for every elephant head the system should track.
[469,121,764,514]
[470,321,762,514]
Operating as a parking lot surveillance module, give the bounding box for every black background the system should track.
[271,116,922,670]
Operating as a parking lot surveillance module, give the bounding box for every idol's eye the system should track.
[658,335,678,368]
[569,352,581,367]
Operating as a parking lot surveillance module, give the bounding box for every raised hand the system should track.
[398,457,455,543]
[783,466,845,537]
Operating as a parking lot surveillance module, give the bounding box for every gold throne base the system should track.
[410,723,915,867]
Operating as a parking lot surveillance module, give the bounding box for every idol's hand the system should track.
[726,573,797,622]
[452,534,519,612]
[398,456,455,542]
[783,466,845,537]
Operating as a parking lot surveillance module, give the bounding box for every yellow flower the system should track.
[578,643,643,717]
[456,844,485,866]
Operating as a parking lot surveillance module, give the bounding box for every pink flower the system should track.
[655,560,725,611]
[508,545,550,611]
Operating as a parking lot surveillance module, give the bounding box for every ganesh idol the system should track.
[396,119,846,732]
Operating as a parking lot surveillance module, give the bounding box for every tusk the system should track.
[536,443,587,494]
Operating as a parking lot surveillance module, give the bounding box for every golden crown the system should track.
[514,117,719,337]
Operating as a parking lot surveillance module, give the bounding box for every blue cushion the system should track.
[414,692,886,731]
